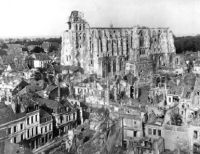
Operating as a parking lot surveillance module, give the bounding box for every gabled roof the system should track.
[18,86,30,96]
[31,53,51,61]
[48,87,69,100]
[12,80,29,95]
[18,84,42,95]
[16,93,40,111]
[45,84,57,95]
[37,98,75,113]
[40,109,51,119]
[40,109,52,124]
[193,77,200,91]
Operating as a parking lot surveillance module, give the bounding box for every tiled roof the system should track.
[40,109,52,124]
[147,117,164,126]
[48,87,69,100]
[37,98,74,113]
[18,86,30,95]
[45,84,57,95]
[12,80,29,95]
[0,102,25,126]
[37,98,60,111]
[60,99,75,112]
[32,53,51,61]
[16,92,41,109]
[40,109,51,119]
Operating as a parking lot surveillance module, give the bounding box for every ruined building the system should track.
[61,11,176,78]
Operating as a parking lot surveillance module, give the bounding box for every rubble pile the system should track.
[69,107,123,154]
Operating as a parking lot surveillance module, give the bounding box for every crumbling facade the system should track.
[61,11,176,78]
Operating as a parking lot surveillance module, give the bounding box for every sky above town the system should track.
[0,0,199,38]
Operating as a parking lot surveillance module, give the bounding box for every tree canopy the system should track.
[48,45,58,53]
[30,46,45,53]
[174,35,200,53]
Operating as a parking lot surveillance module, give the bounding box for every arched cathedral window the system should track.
[139,31,144,47]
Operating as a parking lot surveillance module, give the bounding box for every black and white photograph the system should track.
[0,0,199,153]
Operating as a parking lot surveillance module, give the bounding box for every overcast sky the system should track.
[0,0,199,38]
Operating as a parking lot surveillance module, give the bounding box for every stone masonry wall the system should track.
[61,11,176,77]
